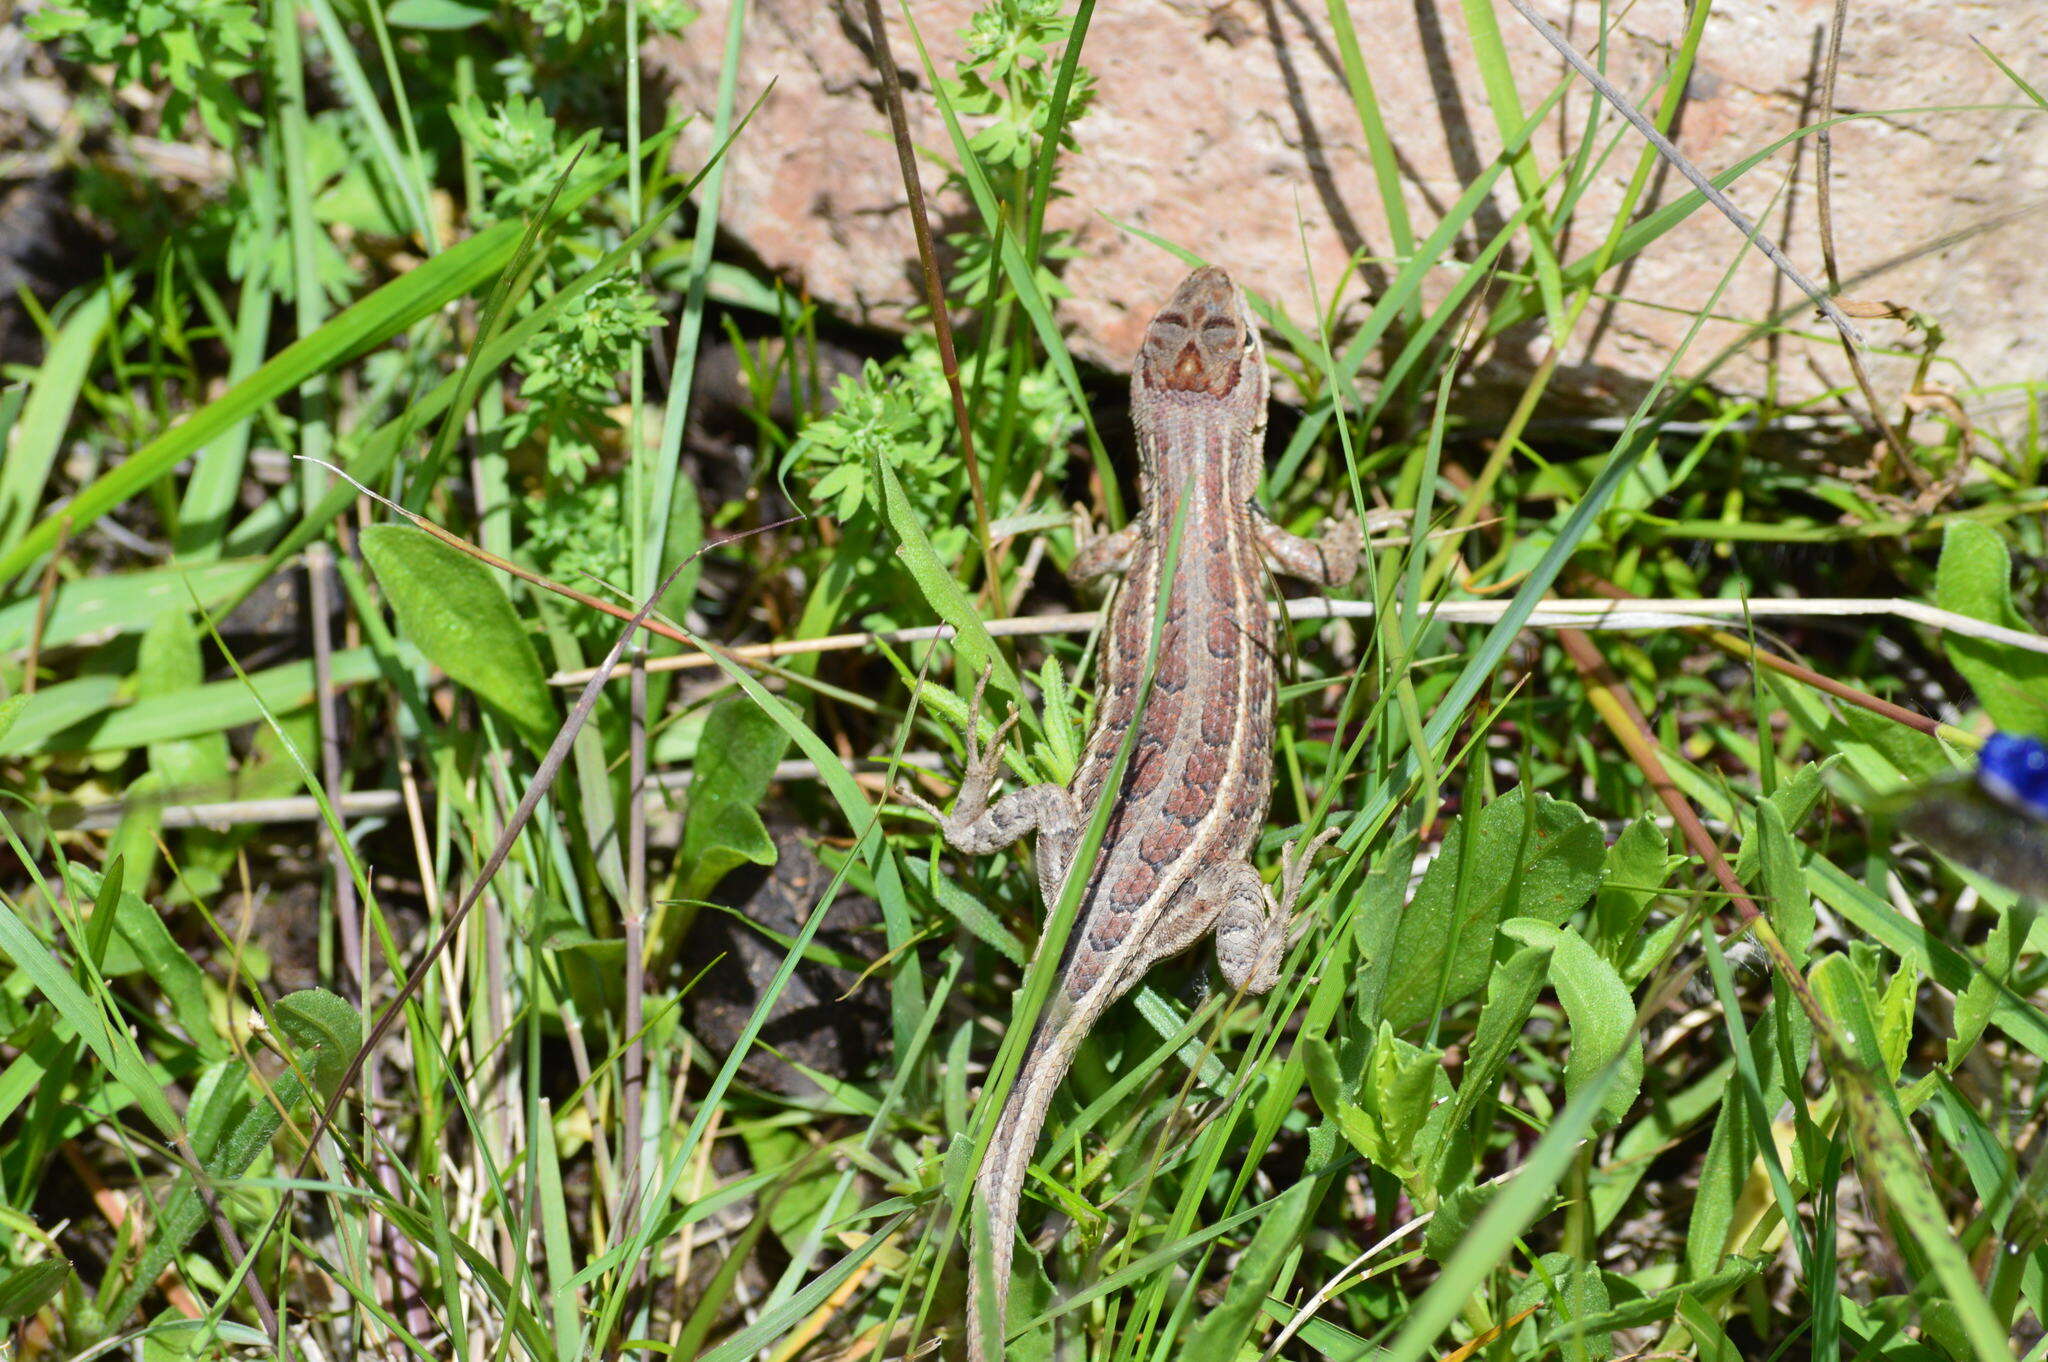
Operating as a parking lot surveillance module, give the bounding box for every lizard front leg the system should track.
[901,669,1084,901]
[1212,828,1340,995]
[1255,506,1363,588]
[1070,504,1144,583]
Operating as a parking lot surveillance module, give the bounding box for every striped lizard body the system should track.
[912,267,1360,1360]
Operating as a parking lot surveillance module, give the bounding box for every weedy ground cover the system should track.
[1,0,2046,1357]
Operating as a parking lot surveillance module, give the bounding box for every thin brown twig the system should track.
[306,543,360,998]
[857,0,1004,607]
[1573,574,1947,739]
[619,648,650,1266]
[1813,0,1930,494]
[23,514,69,695]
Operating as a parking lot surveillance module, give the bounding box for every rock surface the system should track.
[648,1,2046,421]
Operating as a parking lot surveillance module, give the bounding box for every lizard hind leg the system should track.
[1213,828,1340,995]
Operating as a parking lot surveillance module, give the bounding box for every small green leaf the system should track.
[1447,943,1548,1138]
[1592,815,1672,959]
[360,524,556,748]
[1184,1174,1319,1355]
[1935,521,2048,736]
[274,986,363,1106]
[65,864,220,1059]
[1382,788,1606,1029]
[387,0,490,27]
[1731,759,1826,883]
[920,857,1028,965]
[1323,1022,1444,1181]
[1423,1179,1491,1262]
[1037,654,1078,785]
[1755,802,1814,971]
[1548,926,1644,1128]
[1302,1034,1350,1115]
[0,694,29,746]
[1352,827,1419,1028]
[1501,921,1644,1128]
[1507,1252,1612,1361]
[675,695,789,904]
[875,457,1021,709]
[108,987,357,1327]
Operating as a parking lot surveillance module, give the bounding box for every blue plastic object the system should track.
[1976,731,2048,818]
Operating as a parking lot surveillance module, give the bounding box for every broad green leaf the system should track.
[1501,920,1644,1128]
[273,986,363,1105]
[1,648,382,757]
[1549,928,1644,1128]
[360,524,556,749]
[1382,787,1606,1029]
[0,1258,69,1322]
[1506,1251,1611,1362]
[1351,826,1419,1029]
[675,695,788,904]
[1935,521,2048,736]
[0,561,272,659]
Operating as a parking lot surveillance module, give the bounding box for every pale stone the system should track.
[647,1,2047,424]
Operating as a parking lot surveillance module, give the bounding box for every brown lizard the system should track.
[906,266,1363,1359]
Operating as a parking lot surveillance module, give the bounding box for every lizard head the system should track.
[1134,266,1266,402]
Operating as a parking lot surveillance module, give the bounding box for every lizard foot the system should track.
[1320,508,1366,586]
[1277,826,1341,947]
[899,665,1020,829]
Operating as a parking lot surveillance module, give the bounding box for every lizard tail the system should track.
[967,1008,1084,1362]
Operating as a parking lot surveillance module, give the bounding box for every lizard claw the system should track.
[893,778,944,823]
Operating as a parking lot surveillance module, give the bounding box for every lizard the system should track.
[904,265,1363,1360]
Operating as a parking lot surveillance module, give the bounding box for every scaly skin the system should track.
[913,267,1360,1360]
